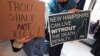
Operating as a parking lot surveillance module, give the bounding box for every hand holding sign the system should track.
[68,8,80,13]
[15,35,32,43]
[12,35,33,51]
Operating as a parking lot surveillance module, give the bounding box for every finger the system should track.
[24,38,33,42]
[15,35,31,43]
[74,9,80,13]
[15,39,22,43]
[64,0,67,2]
[19,36,31,42]
[61,0,64,2]
[16,38,32,43]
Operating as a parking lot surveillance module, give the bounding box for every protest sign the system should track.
[48,11,90,47]
[0,0,45,39]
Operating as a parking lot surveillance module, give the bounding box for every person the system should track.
[46,0,79,56]
[92,20,100,34]
[91,26,100,56]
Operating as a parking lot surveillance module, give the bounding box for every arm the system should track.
[48,0,58,14]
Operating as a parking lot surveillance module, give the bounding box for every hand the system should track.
[58,0,67,2]
[15,35,33,43]
[68,8,80,13]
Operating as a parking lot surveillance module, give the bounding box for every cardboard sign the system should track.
[48,11,90,47]
[0,0,45,40]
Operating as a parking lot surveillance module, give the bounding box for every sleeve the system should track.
[48,1,57,14]
[68,0,77,9]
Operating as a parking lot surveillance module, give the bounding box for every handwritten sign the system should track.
[48,11,90,47]
[0,0,45,40]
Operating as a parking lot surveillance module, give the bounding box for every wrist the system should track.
[13,40,24,49]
